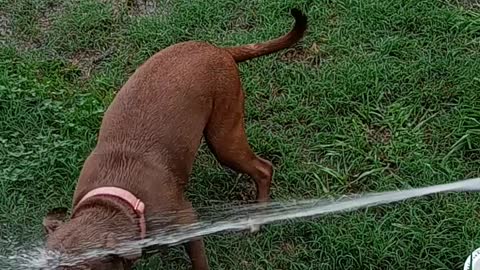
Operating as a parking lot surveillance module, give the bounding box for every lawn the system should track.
[1,0,480,269]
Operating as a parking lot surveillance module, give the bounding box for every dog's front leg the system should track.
[186,238,208,270]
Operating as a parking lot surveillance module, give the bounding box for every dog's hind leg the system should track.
[204,84,273,203]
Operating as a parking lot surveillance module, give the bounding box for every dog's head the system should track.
[43,207,139,270]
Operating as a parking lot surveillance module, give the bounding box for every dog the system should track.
[42,8,307,270]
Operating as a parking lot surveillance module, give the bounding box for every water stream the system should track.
[2,177,480,269]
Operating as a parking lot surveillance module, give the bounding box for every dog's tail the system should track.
[224,9,307,63]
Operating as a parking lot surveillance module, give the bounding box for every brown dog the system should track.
[43,9,307,270]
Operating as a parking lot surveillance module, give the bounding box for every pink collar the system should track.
[74,187,147,239]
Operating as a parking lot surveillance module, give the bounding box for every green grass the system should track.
[1,0,480,269]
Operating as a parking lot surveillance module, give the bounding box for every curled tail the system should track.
[225,8,308,63]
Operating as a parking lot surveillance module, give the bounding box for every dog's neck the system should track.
[73,196,139,229]
[47,198,139,248]
[73,187,146,238]
[44,204,139,269]
[46,197,143,261]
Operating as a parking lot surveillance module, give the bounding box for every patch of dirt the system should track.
[345,176,365,194]
[270,83,284,98]
[37,1,113,78]
[448,0,480,9]
[464,149,480,162]
[371,206,388,220]
[367,125,392,144]
[108,0,170,17]
[0,13,12,42]
[280,242,297,255]
[379,152,399,175]
[68,48,113,79]
[12,2,65,51]
[328,13,339,26]
[234,177,257,202]
[0,12,40,51]
[38,1,65,32]
[279,42,327,66]
[130,0,157,16]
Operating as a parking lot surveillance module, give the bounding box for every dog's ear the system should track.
[43,207,69,234]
